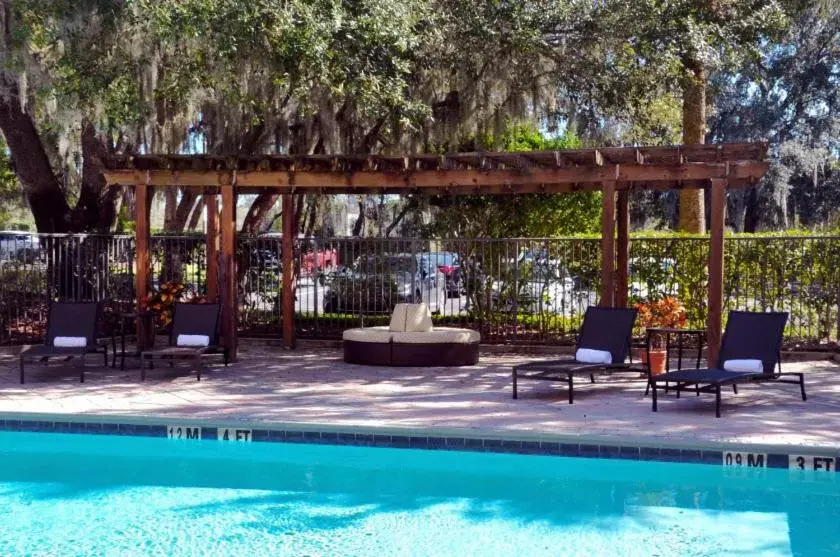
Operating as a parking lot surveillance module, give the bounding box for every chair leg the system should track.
[696,384,700,396]
[567,374,574,404]
[223,349,230,366]
[652,381,658,412]
[732,383,738,394]
[676,383,681,399]
[644,378,650,396]
[589,373,595,384]
[798,373,807,401]
[19,356,25,385]
[715,385,722,418]
[511,369,518,399]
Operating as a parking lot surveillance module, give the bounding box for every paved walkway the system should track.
[1,346,838,449]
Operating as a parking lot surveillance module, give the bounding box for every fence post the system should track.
[513,239,520,339]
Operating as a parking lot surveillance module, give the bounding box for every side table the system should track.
[113,311,157,369]
[644,327,705,395]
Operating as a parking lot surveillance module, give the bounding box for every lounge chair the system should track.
[511,306,638,403]
[139,302,228,381]
[649,311,803,417]
[19,301,108,384]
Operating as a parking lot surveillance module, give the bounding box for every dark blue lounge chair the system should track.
[650,311,804,417]
[511,306,638,404]
[138,302,227,381]
[19,301,107,383]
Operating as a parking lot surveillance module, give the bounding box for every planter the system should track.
[637,348,667,375]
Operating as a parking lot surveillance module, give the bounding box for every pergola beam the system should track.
[102,162,767,191]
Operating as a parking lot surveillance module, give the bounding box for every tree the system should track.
[580,0,797,232]
[709,4,840,230]
[0,0,138,232]
[427,123,602,238]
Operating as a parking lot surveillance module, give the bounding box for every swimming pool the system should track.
[0,431,836,556]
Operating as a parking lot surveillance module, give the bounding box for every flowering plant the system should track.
[635,296,687,349]
[142,281,208,328]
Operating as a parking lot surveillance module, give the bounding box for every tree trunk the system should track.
[0,81,71,232]
[743,187,759,232]
[74,120,118,232]
[172,188,198,232]
[351,200,365,236]
[678,61,707,233]
[241,193,278,234]
[303,196,319,236]
[187,196,205,231]
[385,197,418,237]
[163,188,178,230]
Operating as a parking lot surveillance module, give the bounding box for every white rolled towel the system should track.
[575,348,612,364]
[177,334,210,347]
[53,336,87,348]
[723,359,764,373]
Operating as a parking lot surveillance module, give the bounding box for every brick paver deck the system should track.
[1,346,838,449]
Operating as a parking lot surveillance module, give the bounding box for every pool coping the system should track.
[0,411,837,473]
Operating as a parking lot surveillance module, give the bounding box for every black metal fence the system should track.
[2,233,839,348]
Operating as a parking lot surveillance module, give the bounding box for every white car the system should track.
[629,257,679,299]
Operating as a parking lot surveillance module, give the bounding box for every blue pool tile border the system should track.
[0,417,836,472]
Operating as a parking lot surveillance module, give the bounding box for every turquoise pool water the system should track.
[0,432,837,556]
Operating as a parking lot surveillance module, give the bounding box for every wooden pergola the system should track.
[102,142,769,365]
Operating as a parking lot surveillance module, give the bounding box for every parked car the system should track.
[323,253,444,314]
[491,255,576,314]
[629,257,678,299]
[0,232,40,262]
[246,246,280,270]
[417,251,461,298]
[301,249,339,277]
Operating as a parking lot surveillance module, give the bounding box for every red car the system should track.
[301,249,339,276]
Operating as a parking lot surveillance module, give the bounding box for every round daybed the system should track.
[343,304,480,366]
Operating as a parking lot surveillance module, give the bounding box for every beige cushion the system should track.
[389,304,409,332]
[404,303,433,332]
[343,326,393,343]
[392,327,479,344]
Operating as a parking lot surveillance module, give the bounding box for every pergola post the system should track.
[282,194,296,349]
[205,193,219,302]
[220,181,238,362]
[600,181,617,307]
[615,189,630,307]
[707,179,727,366]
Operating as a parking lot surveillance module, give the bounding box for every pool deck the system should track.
[0,344,839,452]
